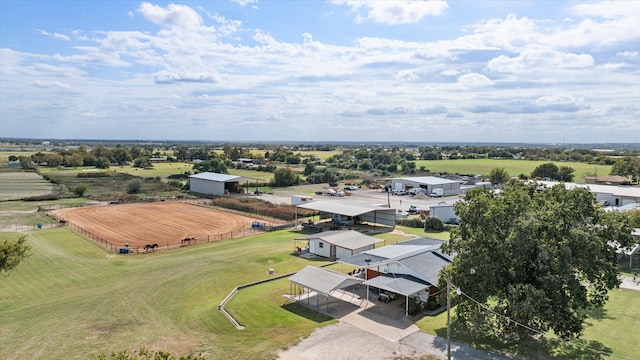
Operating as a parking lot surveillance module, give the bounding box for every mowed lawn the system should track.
[0,228,334,359]
[415,159,611,182]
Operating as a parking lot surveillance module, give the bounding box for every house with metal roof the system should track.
[338,237,453,316]
[294,230,384,260]
[189,172,260,196]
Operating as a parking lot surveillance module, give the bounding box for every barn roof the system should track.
[289,266,363,296]
[295,230,383,250]
[189,172,258,183]
[392,176,460,185]
[297,200,395,217]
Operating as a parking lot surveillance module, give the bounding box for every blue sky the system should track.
[1,0,639,143]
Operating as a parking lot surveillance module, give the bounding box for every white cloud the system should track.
[487,47,594,73]
[457,73,493,87]
[36,29,70,41]
[154,71,219,84]
[231,0,258,6]
[333,0,448,25]
[137,2,203,30]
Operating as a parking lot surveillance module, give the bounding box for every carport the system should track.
[296,200,396,231]
[363,273,430,316]
[288,266,364,313]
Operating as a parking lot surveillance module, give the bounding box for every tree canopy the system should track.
[440,181,634,340]
[1,235,31,277]
[531,162,575,182]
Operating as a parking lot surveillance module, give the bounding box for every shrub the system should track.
[424,216,445,231]
[73,184,89,197]
[126,180,142,194]
[396,218,424,228]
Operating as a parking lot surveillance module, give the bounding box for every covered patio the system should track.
[288,266,365,313]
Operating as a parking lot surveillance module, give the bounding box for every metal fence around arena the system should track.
[40,201,295,254]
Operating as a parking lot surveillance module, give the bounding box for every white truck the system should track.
[430,188,444,197]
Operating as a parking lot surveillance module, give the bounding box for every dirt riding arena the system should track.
[52,202,285,252]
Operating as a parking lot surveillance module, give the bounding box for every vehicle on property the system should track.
[344,185,358,191]
[392,189,408,196]
[328,181,338,187]
[444,217,461,225]
[408,188,425,196]
[430,188,444,197]
[378,291,398,303]
[315,188,336,196]
[396,210,408,219]
[408,205,420,214]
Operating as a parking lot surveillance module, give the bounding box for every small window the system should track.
[319,242,324,248]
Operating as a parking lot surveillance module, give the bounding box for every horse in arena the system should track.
[181,236,195,246]
[144,243,159,252]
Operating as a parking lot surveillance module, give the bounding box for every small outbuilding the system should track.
[294,230,384,260]
[288,265,364,313]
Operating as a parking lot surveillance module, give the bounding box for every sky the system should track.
[1,0,639,143]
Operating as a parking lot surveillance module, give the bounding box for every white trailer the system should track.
[292,195,314,206]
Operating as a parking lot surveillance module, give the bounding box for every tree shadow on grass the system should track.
[432,322,612,360]
[584,306,612,321]
[281,302,333,323]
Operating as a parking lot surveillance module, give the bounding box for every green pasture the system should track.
[38,162,195,180]
[415,159,611,183]
[415,289,640,359]
[0,228,334,359]
[0,172,55,201]
[0,150,39,163]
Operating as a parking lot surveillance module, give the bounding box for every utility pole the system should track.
[447,278,451,360]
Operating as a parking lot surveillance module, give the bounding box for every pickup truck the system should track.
[408,205,420,214]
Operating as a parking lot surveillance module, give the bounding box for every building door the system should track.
[330,245,336,259]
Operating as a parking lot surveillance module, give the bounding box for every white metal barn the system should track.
[536,181,640,207]
[295,230,384,260]
[189,172,258,196]
[296,200,397,231]
[429,203,459,223]
[391,176,461,196]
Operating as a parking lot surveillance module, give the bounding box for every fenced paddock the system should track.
[50,201,292,253]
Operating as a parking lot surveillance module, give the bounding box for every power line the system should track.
[449,282,633,360]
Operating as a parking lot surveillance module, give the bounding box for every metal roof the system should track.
[189,172,258,183]
[392,176,460,185]
[289,266,363,296]
[295,230,383,250]
[297,200,396,218]
[364,274,429,296]
[338,237,453,287]
[536,181,640,199]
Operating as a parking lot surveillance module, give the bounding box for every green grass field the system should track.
[415,289,640,359]
[0,228,334,359]
[1,220,639,359]
[0,172,55,201]
[415,159,611,183]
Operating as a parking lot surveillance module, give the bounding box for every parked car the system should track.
[344,185,358,191]
[378,291,398,303]
[328,181,338,187]
[408,205,420,214]
[392,189,408,196]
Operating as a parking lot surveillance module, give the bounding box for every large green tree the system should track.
[440,181,634,340]
[271,168,300,187]
[489,167,510,185]
[1,235,31,277]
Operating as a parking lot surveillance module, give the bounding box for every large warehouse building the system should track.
[391,176,461,196]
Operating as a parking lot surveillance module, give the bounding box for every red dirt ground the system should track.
[53,202,282,248]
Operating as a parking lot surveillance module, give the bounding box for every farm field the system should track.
[415,159,611,182]
[0,171,54,201]
[53,202,285,249]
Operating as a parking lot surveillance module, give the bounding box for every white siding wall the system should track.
[336,247,353,259]
[309,239,331,258]
[190,178,225,195]
[430,205,458,221]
